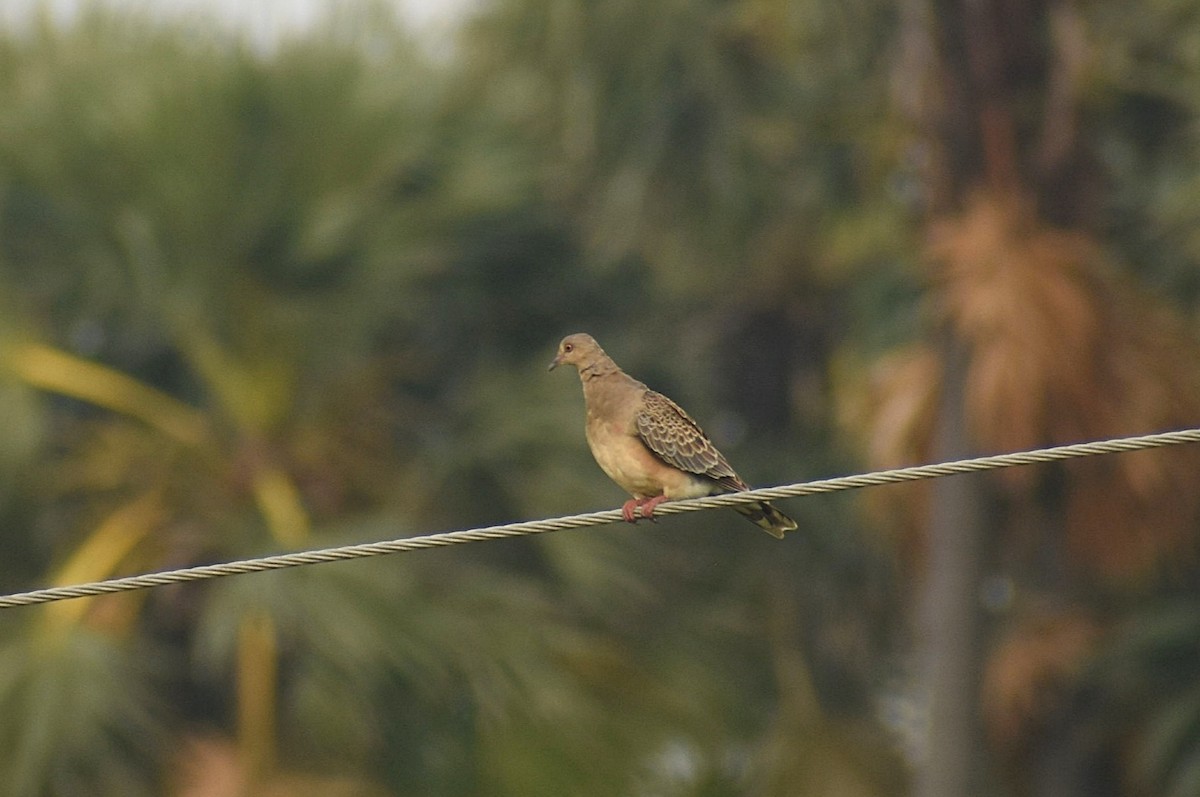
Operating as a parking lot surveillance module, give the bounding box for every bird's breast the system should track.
[585,419,711,500]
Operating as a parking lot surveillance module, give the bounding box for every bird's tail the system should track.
[734,501,798,539]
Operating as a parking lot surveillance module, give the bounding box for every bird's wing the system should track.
[635,391,746,491]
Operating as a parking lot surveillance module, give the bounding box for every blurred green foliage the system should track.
[0,4,899,795]
[0,0,1198,795]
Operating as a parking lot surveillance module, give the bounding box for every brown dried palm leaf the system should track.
[838,346,940,561]
[981,609,1100,756]
[850,191,1200,583]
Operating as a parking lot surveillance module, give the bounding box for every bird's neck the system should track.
[577,354,620,382]
[580,366,646,421]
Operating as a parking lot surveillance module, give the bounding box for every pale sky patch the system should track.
[0,0,479,51]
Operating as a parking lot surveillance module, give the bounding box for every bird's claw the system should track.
[640,495,667,522]
[621,496,667,524]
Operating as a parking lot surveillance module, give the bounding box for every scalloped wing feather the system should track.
[635,391,746,491]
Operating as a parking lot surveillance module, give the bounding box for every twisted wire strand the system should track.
[3,427,1200,609]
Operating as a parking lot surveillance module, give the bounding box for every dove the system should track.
[549,333,797,538]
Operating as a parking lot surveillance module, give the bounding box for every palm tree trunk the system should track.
[913,334,991,797]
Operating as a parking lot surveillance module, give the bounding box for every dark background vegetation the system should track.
[1,1,1200,795]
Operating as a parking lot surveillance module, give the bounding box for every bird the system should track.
[548,332,797,538]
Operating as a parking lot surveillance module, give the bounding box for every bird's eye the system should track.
[563,343,574,353]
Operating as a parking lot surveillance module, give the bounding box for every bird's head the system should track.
[548,333,604,372]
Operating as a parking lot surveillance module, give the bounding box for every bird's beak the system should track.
[548,353,563,372]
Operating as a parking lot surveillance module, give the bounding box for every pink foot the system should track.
[640,495,668,522]
[621,496,670,523]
